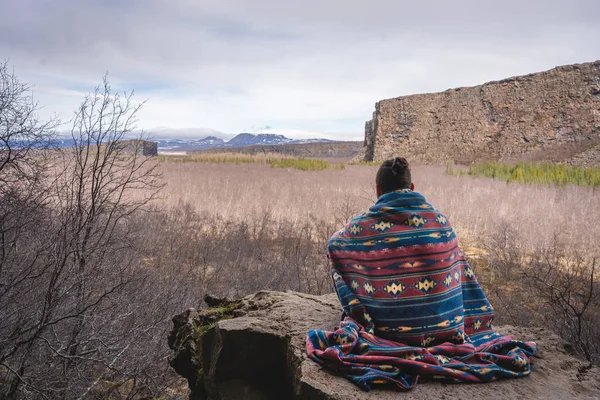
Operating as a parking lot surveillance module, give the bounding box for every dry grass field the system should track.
[155,159,600,252]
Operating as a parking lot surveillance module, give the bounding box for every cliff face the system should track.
[117,139,158,156]
[363,61,600,164]
[168,291,600,400]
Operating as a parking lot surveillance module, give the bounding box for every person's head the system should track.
[375,157,414,197]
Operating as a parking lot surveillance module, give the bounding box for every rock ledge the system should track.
[168,291,600,400]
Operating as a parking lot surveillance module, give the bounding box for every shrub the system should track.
[472,228,600,365]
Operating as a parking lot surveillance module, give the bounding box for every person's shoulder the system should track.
[329,227,345,241]
[330,213,367,240]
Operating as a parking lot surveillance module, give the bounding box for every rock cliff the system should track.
[142,140,158,156]
[168,291,600,400]
[362,61,600,164]
[117,139,158,156]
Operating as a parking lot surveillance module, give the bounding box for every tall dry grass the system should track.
[155,162,600,253]
[157,152,346,171]
[155,162,374,225]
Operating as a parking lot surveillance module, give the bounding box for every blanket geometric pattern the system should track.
[306,189,536,391]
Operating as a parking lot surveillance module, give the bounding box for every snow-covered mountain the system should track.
[155,133,332,151]
[226,133,291,147]
[155,136,226,151]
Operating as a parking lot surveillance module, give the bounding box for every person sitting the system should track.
[306,157,536,391]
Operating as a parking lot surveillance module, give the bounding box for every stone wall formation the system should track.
[361,61,600,165]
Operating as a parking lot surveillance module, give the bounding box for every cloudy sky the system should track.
[1,0,599,140]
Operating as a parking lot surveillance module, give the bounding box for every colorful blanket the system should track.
[306,189,536,391]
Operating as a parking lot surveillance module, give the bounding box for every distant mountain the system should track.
[52,138,77,148]
[156,133,333,152]
[226,133,291,147]
[151,127,228,140]
[7,137,76,149]
[155,136,225,151]
[226,133,262,147]
[31,133,334,152]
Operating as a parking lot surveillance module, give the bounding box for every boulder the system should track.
[168,291,600,400]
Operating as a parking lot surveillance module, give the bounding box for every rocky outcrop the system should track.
[142,140,158,156]
[118,139,158,156]
[168,291,600,400]
[362,61,600,164]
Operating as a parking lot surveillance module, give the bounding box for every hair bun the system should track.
[376,157,412,194]
[391,157,400,175]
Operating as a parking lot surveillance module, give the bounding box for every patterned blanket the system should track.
[306,189,536,391]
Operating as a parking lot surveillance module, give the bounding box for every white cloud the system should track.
[1,0,598,139]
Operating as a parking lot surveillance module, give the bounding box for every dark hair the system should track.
[376,157,411,194]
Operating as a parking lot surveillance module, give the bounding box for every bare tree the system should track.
[0,63,58,398]
[0,74,171,399]
[524,250,600,364]
[478,227,600,366]
[53,75,162,376]
[0,61,56,184]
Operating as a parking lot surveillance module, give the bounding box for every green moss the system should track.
[191,321,217,340]
[190,302,241,340]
